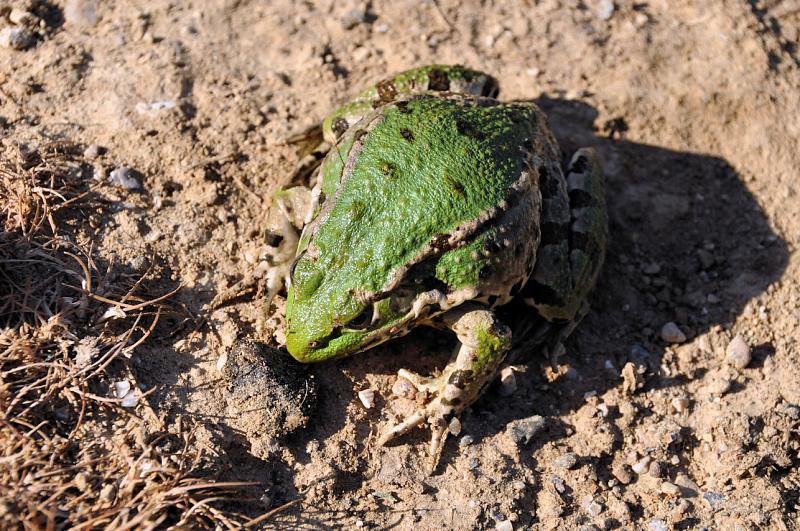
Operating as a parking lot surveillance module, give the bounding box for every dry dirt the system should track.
[2,0,800,529]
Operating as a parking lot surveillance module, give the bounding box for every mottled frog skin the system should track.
[265,65,607,471]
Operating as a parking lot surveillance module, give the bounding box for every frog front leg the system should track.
[378,306,512,471]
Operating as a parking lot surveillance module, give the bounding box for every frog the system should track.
[262,65,607,471]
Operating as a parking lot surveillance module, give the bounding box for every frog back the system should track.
[293,95,560,319]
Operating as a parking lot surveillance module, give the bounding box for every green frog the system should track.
[264,65,607,470]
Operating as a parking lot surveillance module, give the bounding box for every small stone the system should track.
[582,496,603,516]
[341,8,366,30]
[0,27,35,50]
[512,480,526,490]
[551,475,566,493]
[74,472,89,491]
[64,0,98,29]
[495,520,513,531]
[697,249,715,270]
[648,519,668,531]
[780,403,800,420]
[643,262,661,275]
[672,499,692,519]
[661,322,687,344]
[703,491,725,509]
[357,389,374,409]
[621,362,644,394]
[113,381,131,398]
[506,415,546,445]
[648,461,664,478]
[725,335,751,369]
[555,452,579,470]
[671,397,689,413]
[660,481,680,496]
[448,417,461,436]
[674,473,699,496]
[99,483,116,503]
[392,376,417,399]
[109,166,142,190]
[631,455,651,474]
[468,457,480,470]
[9,9,35,26]
[499,366,517,396]
[707,371,732,396]
[459,435,474,448]
[83,144,103,160]
[596,0,615,20]
[612,463,633,484]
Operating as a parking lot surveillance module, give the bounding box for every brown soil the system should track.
[2,0,799,529]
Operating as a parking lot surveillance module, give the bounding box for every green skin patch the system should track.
[286,96,539,361]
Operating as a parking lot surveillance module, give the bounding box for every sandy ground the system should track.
[2,0,800,529]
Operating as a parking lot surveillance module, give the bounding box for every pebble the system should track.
[631,455,651,474]
[648,519,668,531]
[707,371,732,396]
[64,0,98,29]
[99,484,116,502]
[83,144,103,160]
[113,380,131,398]
[495,520,513,531]
[391,376,417,399]
[109,166,142,190]
[357,389,374,409]
[621,362,644,394]
[512,480,526,491]
[612,462,633,484]
[671,397,689,413]
[341,7,366,30]
[9,9,36,26]
[703,491,726,509]
[661,322,687,343]
[448,417,461,436]
[468,457,480,470]
[555,452,579,470]
[506,415,545,445]
[582,496,603,516]
[459,435,474,448]
[499,366,517,396]
[0,27,35,50]
[74,472,89,491]
[596,0,615,20]
[648,461,664,478]
[725,334,751,369]
[660,481,681,496]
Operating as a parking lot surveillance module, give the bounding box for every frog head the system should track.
[284,247,422,362]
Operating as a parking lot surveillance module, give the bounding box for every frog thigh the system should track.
[523,148,607,322]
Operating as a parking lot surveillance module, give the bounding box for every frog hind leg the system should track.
[378,306,512,473]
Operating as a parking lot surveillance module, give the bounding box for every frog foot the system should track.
[378,308,512,473]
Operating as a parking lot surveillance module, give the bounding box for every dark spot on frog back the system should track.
[443,169,466,200]
[400,128,414,142]
[456,119,484,141]
[375,79,398,106]
[427,68,451,91]
[378,160,398,179]
[332,117,350,139]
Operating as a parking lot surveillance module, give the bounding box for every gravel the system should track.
[0,27,35,50]
[725,334,752,369]
[660,322,687,343]
[109,166,142,190]
[506,415,546,445]
[554,452,579,470]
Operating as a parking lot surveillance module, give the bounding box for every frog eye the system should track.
[344,305,374,331]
